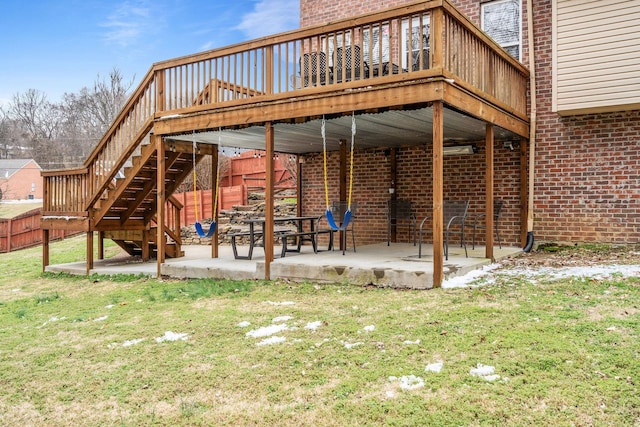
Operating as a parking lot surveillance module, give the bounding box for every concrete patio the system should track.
[45,242,522,289]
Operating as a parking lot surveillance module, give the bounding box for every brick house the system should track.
[0,159,43,201]
[299,0,640,246]
[41,0,638,285]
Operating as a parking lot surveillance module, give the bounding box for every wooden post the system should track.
[339,139,347,251]
[156,135,165,278]
[98,231,104,260]
[520,138,529,246]
[142,228,150,261]
[86,231,93,275]
[42,229,49,272]
[390,147,397,242]
[485,124,495,261]
[297,156,303,217]
[212,146,219,258]
[264,122,275,279]
[432,101,444,288]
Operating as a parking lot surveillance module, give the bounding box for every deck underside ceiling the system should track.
[166,106,522,154]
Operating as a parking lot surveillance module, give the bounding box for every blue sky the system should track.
[0,0,300,107]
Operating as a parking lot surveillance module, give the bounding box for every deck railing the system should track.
[42,0,528,217]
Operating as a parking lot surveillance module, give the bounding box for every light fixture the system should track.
[443,144,477,156]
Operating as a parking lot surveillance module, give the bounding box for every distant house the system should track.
[0,159,43,200]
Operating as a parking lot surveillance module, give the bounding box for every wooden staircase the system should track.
[41,66,219,265]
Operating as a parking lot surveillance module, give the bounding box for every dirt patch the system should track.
[499,243,640,270]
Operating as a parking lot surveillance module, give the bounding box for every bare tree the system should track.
[57,67,134,167]
[7,89,62,166]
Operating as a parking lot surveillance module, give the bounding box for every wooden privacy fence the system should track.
[0,208,76,253]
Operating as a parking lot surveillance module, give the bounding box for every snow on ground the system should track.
[469,363,507,382]
[257,336,286,346]
[246,323,289,338]
[156,331,189,342]
[388,375,425,390]
[272,315,293,323]
[266,301,295,306]
[442,263,640,289]
[304,321,323,331]
[425,361,443,373]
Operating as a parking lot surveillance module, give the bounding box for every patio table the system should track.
[230,216,321,260]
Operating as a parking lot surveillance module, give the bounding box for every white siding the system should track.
[552,0,640,115]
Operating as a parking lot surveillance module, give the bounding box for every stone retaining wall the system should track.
[181,201,298,246]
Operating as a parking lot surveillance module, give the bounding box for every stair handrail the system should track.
[82,68,159,210]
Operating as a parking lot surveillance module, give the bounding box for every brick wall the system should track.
[299,0,640,245]
[1,161,43,200]
[301,144,523,247]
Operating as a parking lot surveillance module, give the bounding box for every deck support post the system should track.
[42,229,49,272]
[212,144,219,258]
[485,124,495,260]
[339,139,347,251]
[432,101,444,288]
[390,147,398,242]
[86,231,93,275]
[156,135,165,278]
[264,122,275,280]
[98,231,104,260]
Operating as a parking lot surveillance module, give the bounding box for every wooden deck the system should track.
[41,0,530,287]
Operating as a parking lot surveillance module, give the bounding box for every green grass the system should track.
[0,202,42,218]
[0,239,638,426]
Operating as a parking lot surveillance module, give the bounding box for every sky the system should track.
[0,0,300,107]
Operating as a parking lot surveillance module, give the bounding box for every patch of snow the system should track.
[123,338,146,347]
[39,316,65,328]
[257,336,286,346]
[470,363,506,381]
[442,262,640,289]
[266,301,295,306]
[156,331,189,343]
[246,323,288,338]
[105,304,115,309]
[506,264,640,282]
[272,315,293,323]
[363,325,375,332]
[343,341,364,349]
[236,321,251,327]
[403,339,420,345]
[425,361,444,373]
[305,321,323,331]
[389,375,425,390]
[442,263,502,289]
[94,315,108,322]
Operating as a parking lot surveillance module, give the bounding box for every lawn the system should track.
[0,238,638,426]
[0,201,42,218]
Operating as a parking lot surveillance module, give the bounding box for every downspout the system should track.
[523,0,536,252]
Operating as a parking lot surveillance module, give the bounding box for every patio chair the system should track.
[335,45,365,82]
[471,199,504,249]
[300,51,329,87]
[387,199,416,246]
[418,200,470,260]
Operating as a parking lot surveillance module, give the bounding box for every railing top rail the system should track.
[41,167,88,177]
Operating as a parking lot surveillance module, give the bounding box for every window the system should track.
[481,0,521,60]
[401,15,430,71]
